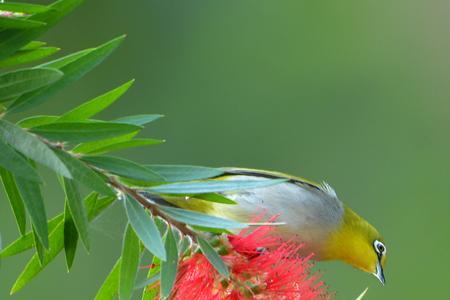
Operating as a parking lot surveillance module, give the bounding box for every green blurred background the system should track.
[1,0,449,299]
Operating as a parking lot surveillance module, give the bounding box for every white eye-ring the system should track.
[374,240,387,256]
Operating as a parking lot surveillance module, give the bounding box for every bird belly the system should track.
[213,177,344,259]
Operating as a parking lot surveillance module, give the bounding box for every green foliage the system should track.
[0,68,62,100]
[94,258,121,300]
[0,1,287,298]
[197,237,229,277]
[0,168,27,234]
[62,178,90,251]
[124,195,166,260]
[63,201,78,271]
[160,227,178,300]
[119,224,140,300]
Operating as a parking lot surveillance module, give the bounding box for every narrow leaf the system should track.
[124,195,166,260]
[10,219,64,294]
[30,122,142,143]
[0,167,26,234]
[0,18,46,29]
[0,119,71,178]
[0,68,62,100]
[58,80,134,122]
[0,215,62,258]
[54,149,115,196]
[32,225,45,265]
[146,165,224,182]
[114,114,163,126]
[197,237,229,277]
[20,41,46,51]
[9,194,115,294]
[94,258,121,300]
[82,155,165,182]
[0,47,60,68]
[160,227,178,300]
[119,224,140,300]
[15,177,48,248]
[147,178,287,194]
[0,3,49,14]
[83,138,164,155]
[40,48,93,69]
[195,193,237,205]
[0,0,83,60]
[72,132,138,154]
[63,201,78,271]
[356,288,369,300]
[0,138,41,182]
[0,194,112,258]
[8,35,126,113]
[62,178,90,251]
[158,206,246,229]
[17,115,58,128]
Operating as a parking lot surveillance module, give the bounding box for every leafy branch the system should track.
[0,1,284,299]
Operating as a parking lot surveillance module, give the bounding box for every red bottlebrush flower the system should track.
[169,221,331,300]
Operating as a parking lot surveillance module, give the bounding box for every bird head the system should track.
[323,206,387,285]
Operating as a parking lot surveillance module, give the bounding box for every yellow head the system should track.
[323,206,387,284]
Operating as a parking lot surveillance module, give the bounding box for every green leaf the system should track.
[0,17,46,29]
[20,41,46,51]
[17,115,58,128]
[8,35,125,113]
[54,149,115,196]
[135,274,160,291]
[0,215,62,258]
[0,119,71,178]
[0,193,112,258]
[15,177,48,248]
[32,225,45,265]
[82,138,164,155]
[0,2,49,14]
[119,224,140,300]
[158,206,246,229]
[10,218,65,294]
[72,132,138,154]
[190,226,231,235]
[40,48,93,69]
[62,178,90,251]
[356,288,369,300]
[0,167,26,235]
[124,195,166,260]
[0,0,84,61]
[82,155,165,182]
[197,237,229,277]
[63,200,78,271]
[0,68,62,100]
[30,121,142,143]
[146,165,224,182]
[0,47,60,68]
[147,178,286,194]
[58,80,134,122]
[0,138,41,182]
[160,227,178,300]
[114,114,163,126]
[195,193,237,205]
[94,258,121,300]
[9,194,115,294]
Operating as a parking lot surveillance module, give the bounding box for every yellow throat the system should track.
[324,206,384,274]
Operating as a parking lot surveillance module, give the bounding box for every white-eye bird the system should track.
[167,168,387,284]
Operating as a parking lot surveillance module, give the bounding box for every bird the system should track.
[163,167,387,285]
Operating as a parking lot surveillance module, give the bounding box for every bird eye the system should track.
[374,240,386,255]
